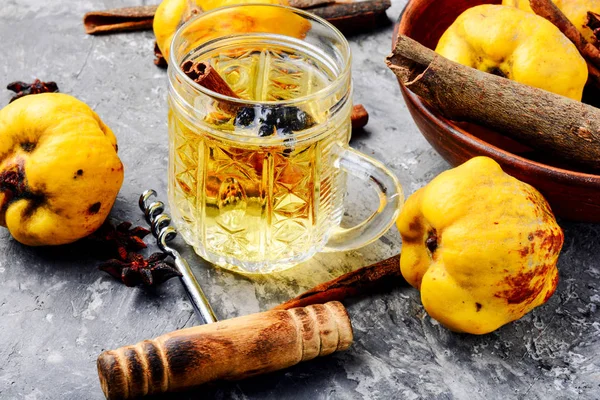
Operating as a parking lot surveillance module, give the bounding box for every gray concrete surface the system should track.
[1,0,599,399]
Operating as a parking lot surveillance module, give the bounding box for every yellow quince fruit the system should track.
[0,93,124,246]
[435,4,588,100]
[397,157,563,335]
[154,0,310,63]
[503,0,600,43]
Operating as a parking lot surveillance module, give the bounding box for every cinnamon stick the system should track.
[289,0,336,8]
[83,0,390,35]
[386,35,600,171]
[310,0,391,32]
[181,61,240,99]
[181,60,240,115]
[274,254,404,310]
[83,5,157,35]
[351,104,369,130]
[530,0,600,71]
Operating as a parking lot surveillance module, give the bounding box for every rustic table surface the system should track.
[1,0,599,399]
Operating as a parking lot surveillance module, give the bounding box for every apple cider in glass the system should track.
[168,5,402,273]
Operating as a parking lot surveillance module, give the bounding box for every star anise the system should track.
[99,252,182,287]
[88,220,151,261]
[7,79,59,103]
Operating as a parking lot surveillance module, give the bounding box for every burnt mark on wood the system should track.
[97,351,127,399]
[141,340,166,391]
[123,348,146,396]
[88,202,101,214]
[164,334,233,380]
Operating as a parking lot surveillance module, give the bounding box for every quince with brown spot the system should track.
[435,5,588,100]
[397,157,563,335]
[0,93,124,246]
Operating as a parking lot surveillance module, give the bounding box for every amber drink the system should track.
[168,5,403,273]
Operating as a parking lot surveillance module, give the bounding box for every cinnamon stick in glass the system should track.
[386,34,600,171]
[180,60,369,129]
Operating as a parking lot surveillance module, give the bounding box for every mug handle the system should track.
[324,144,404,252]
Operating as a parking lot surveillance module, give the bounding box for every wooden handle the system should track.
[97,301,353,399]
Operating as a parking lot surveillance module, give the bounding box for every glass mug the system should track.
[167,4,403,273]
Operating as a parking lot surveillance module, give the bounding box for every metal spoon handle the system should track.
[172,248,218,324]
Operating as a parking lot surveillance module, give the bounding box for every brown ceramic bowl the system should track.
[396,0,600,222]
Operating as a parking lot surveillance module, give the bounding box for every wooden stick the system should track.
[530,0,600,70]
[386,35,600,171]
[98,302,352,399]
[274,254,403,310]
[310,0,391,32]
[83,0,390,35]
[83,5,157,35]
[290,0,336,8]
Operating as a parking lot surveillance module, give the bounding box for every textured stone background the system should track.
[0,0,599,399]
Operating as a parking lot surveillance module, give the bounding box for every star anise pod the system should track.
[99,252,182,287]
[7,79,59,103]
[88,220,151,261]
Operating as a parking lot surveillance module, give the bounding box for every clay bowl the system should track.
[396,0,600,222]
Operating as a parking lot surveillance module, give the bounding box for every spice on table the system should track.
[88,220,151,261]
[99,252,182,287]
[351,104,369,130]
[386,35,600,171]
[274,254,405,310]
[153,41,167,68]
[83,5,157,35]
[6,79,59,103]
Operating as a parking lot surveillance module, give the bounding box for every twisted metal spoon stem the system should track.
[139,189,217,325]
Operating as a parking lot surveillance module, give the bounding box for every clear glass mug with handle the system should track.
[167,4,403,274]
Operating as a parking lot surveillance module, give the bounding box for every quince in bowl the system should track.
[395,0,600,222]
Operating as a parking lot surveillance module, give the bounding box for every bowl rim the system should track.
[401,86,600,185]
